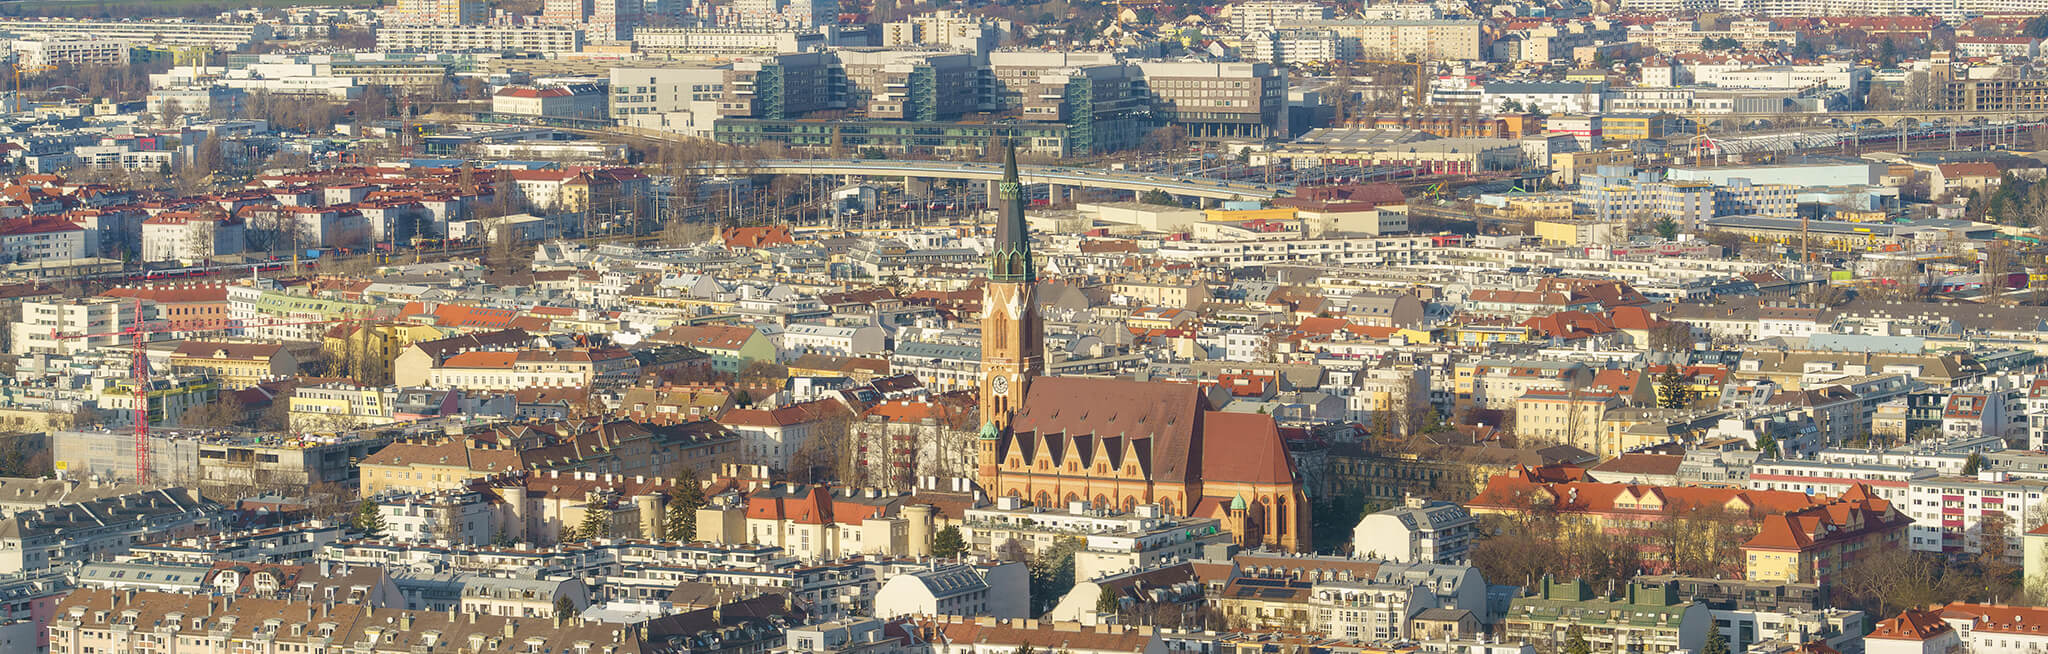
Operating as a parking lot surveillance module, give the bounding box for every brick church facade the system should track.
[972,146,1310,552]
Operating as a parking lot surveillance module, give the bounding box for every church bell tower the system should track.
[978,143,1042,486]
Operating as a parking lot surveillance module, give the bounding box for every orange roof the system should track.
[1197,411,1297,485]
[722,225,795,249]
[1469,467,1826,517]
[1869,609,1953,641]
[744,484,833,525]
[441,351,518,369]
[1941,604,2048,635]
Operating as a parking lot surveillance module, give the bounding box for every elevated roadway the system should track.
[695,159,1296,202]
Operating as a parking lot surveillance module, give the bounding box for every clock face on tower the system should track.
[991,375,1011,397]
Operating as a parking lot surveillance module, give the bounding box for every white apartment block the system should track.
[633,27,820,55]
[1292,20,1488,62]
[375,490,496,546]
[1231,0,1332,33]
[1310,580,1435,642]
[11,297,147,357]
[375,26,584,53]
[779,323,888,358]
[390,0,487,25]
[0,19,271,47]
[1747,459,1931,504]
[1905,472,2048,564]
[9,37,129,67]
[608,65,728,137]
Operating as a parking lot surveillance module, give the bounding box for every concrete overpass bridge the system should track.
[1673,110,2048,130]
[695,159,1296,203]
[457,120,1293,202]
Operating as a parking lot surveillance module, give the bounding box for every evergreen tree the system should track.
[1565,627,1591,654]
[576,502,611,542]
[1655,371,1693,409]
[1703,627,1730,654]
[1964,452,1986,476]
[555,596,576,619]
[353,500,386,540]
[932,526,968,558]
[666,473,705,542]
[1758,433,1781,460]
[1096,586,1121,614]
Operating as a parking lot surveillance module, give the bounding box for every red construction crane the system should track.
[54,301,370,484]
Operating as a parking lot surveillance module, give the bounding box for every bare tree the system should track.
[160,99,185,127]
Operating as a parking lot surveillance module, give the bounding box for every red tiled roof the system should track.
[1868,609,1952,641]
[723,225,795,249]
[1197,411,1297,485]
[441,351,518,369]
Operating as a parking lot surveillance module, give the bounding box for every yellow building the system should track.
[1551,149,1636,185]
[1454,324,1529,346]
[1203,207,1297,222]
[323,323,442,367]
[1111,282,1212,308]
[1126,307,1198,331]
[1513,390,1619,453]
[1533,218,1626,247]
[289,382,399,432]
[358,438,518,495]
[167,342,298,389]
[1600,114,1686,143]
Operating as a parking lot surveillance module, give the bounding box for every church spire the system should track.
[989,143,1034,282]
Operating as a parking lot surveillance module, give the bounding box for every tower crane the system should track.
[53,300,372,484]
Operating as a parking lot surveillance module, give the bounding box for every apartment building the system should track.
[836,50,978,121]
[1503,579,1712,654]
[632,27,823,56]
[375,25,585,53]
[47,589,667,654]
[10,297,146,357]
[1907,473,2048,564]
[1749,459,1930,504]
[1230,0,1331,33]
[873,563,1028,619]
[289,382,401,431]
[0,19,272,47]
[0,488,220,572]
[166,341,296,388]
[1743,487,1911,585]
[1133,61,1286,143]
[8,37,129,67]
[963,497,1230,579]
[1351,497,1477,565]
[426,347,637,390]
[389,0,486,25]
[139,211,246,265]
[1293,19,1488,62]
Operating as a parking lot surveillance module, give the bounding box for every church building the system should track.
[973,146,1310,552]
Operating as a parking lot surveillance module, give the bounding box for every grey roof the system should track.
[907,564,988,599]
[893,341,978,361]
[79,561,210,587]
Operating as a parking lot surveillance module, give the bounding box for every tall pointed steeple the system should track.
[978,140,1043,493]
[989,143,1034,283]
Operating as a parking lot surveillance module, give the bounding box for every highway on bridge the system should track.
[695,159,1297,201]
